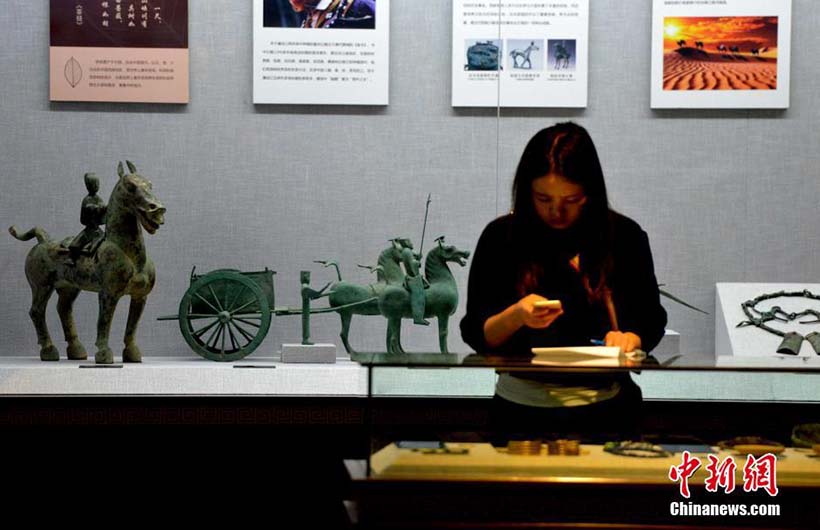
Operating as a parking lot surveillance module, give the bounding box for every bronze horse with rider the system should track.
[10,161,165,364]
[327,236,469,354]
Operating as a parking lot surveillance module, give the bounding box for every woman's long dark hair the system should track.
[510,122,614,299]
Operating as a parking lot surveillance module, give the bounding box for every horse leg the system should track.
[386,317,400,355]
[95,291,120,364]
[123,296,146,363]
[56,286,87,360]
[395,319,406,354]
[438,315,450,354]
[392,318,403,354]
[29,284,58,361]
[385,318,394,354]
[339,310,356,354]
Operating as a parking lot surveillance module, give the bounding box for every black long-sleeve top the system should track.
[460,213,667,357]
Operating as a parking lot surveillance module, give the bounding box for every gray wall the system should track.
[1,1,819,363]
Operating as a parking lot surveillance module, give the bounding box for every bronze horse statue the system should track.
[9,161,165,364]
[328,238,469,354]
[380,239,469,354]
[326,243,405,354]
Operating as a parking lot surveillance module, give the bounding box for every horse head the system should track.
[113,161,166,235]
[376,240,410,284]
[424,237,470,283]
[437,241,470,267]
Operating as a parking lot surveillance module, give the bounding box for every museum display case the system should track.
[349,353,820,528]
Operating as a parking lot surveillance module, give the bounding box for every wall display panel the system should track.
[49,0,189,104]
[253,0,390,105]
[452,0,589,108]
[651,0,792,109]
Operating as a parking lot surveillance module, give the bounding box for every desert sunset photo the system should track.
[663,17,778,90]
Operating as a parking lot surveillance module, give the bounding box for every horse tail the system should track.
[8,226,50,244]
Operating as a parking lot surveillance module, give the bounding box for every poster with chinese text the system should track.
[452,0,589,108]
[651,0,792,109]
[254,0,389,105]
[50,0,189,104]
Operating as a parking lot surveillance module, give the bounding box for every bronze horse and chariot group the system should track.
[9,163,468,363]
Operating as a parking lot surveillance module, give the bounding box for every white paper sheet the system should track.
[530,346,622,367]
[451,0,589,108]
[253,0,389,105]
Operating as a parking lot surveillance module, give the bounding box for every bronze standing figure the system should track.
[9,161,166,364]
[300,270,331,345]
[393,237,429,326]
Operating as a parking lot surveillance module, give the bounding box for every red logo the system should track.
[669,452,778,497]
[704,455,737,494]
[742,453,779,497]
[668,450,702,498]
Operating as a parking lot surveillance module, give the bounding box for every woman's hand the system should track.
[517,294,564,329]
[483,295,564,348]
[605,331,642,353]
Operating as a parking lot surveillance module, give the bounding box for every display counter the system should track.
[348,352,820,529]
[369,443,820,486]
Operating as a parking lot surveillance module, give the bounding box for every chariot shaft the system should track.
[273,297,378,316]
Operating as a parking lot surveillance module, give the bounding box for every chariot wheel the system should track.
[178,271,271,361]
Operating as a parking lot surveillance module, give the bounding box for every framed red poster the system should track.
[50,0,189,103]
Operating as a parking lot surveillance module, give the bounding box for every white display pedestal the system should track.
[715,283,820,367]
[0,356,367,396]
[281,343,337,364]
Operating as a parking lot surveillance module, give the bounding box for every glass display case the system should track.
[348,353,820,528]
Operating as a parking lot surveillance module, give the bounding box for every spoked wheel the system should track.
[178,271,271,361]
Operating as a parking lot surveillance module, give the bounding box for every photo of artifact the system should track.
[264,0,376,29]
[662,17,778,90]
[464,39,502,71]
[507,39,543,71]
[547,39,576,71]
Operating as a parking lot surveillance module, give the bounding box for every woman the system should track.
[460,122,667,441]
